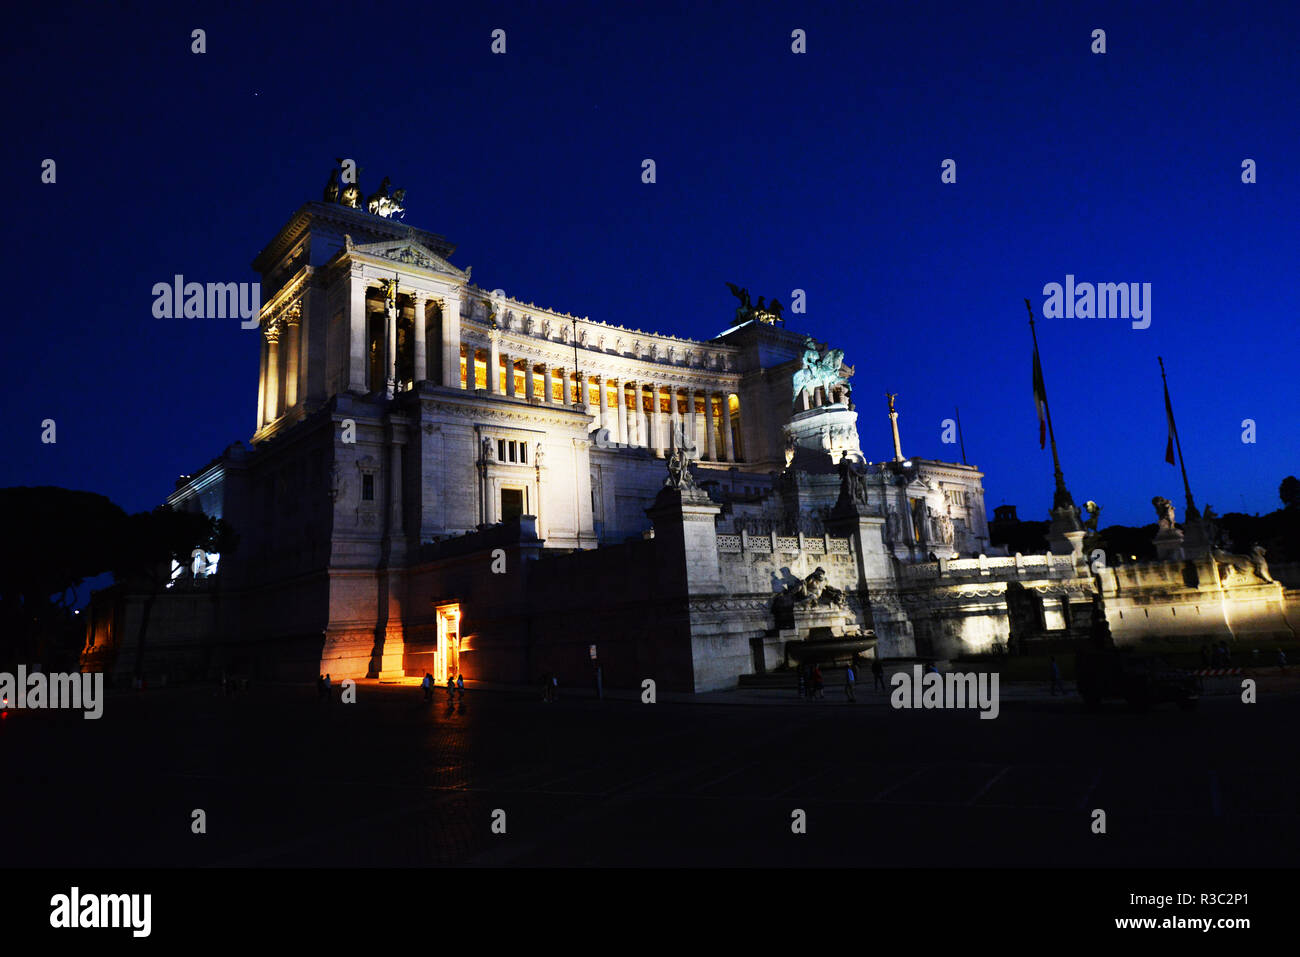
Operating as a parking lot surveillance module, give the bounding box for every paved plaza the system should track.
[4,680,1297,867]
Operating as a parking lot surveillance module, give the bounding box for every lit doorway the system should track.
[436,604,460,682]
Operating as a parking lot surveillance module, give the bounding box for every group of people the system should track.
[422,672,464,701]
[797,657,887,700]
[315,673,331,698]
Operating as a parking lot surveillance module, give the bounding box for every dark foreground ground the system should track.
[2,679,1297,867]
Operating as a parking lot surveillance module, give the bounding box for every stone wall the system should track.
[1096,554,1296,644]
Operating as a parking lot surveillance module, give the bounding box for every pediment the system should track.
[350,238,467,280]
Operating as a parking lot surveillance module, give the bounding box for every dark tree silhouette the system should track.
[1281,476,1300,510]
[0,487,127,666]
[114,506,238,679]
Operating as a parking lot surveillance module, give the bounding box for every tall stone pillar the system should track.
[595,375,606,430]
[347,268,367,393]
[889,395,905,462]
[651,383,665,456]
[256,329,268,428]
[616,381,627,444]
[264,325,281,422]
[412,294,427,384]
[644,485,723,596]
[525,362,535,402]
[389,438,404,534]
[441,296,462,388]
[705,392,718,462]
[488,336,501,394]
[723,395,735,462]
[629,381,640,445]
[504,354,516,396]
[543,366,553,403]
[284,304,301,411]
[684,388,696,450]
[667,387,679,447]
[384,289,398,398]
[559,369,569,406]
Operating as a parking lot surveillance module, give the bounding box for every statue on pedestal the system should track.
[664,447,697,490]
[1152,496,1177,530]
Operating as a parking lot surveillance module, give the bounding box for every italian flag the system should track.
[1032,347,1048,449]
[1163,379,1177,465]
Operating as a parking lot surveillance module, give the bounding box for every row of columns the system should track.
[260,273,739,464]
[343,272,461,397]
[468,346,738,462]
[257,304,301,429]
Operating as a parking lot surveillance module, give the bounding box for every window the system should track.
[362,474,375,501]
[520,444,527,464]
[497,439,506,461]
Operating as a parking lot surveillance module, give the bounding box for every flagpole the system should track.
[1026,298,1073,510]
[955,405,968,465]
[1158,356,1198,519]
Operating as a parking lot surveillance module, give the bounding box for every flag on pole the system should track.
[1163,376,1177,465]
[1032,346,1048,449]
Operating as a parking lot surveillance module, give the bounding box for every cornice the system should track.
[252,201,455,274]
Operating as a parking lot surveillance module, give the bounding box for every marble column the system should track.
[651,383,664,457]
[686,388,697,452]
[265,325,281,422]
[543,366,553,404]
[488,336,501,394]
[256,328,268,428]
[504,354,516,397]
[561,369,570,406]
[705,392,718,462]
[670,384,681,447]
[412,294,427,384]
[723,395,736,462]
[628,381,639,445]
[442,296,462,388]
[595,375,606,430]
[282,305,301,411]
[525,362,535,402]
[385,293,398,398]
[616,381,627,444]
[347,269,367,392]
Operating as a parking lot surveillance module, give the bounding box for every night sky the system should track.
[5,1,1296,538]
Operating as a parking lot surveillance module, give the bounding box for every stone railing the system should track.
[902,552,1079,582]
[719,530,852,559]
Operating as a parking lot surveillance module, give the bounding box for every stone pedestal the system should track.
[1181,516,1211,558]
[787,403,861,465]
[376,626,407,680]
[1153,527,1186,560]
[645,485,723,595]
[826,508,892,584]
[1046,504,1086,565]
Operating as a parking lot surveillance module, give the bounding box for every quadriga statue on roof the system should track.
[366,177,407,219]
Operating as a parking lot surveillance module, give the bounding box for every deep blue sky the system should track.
[4,0,1296,530]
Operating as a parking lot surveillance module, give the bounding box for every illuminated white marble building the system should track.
[90,192,1084,691]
